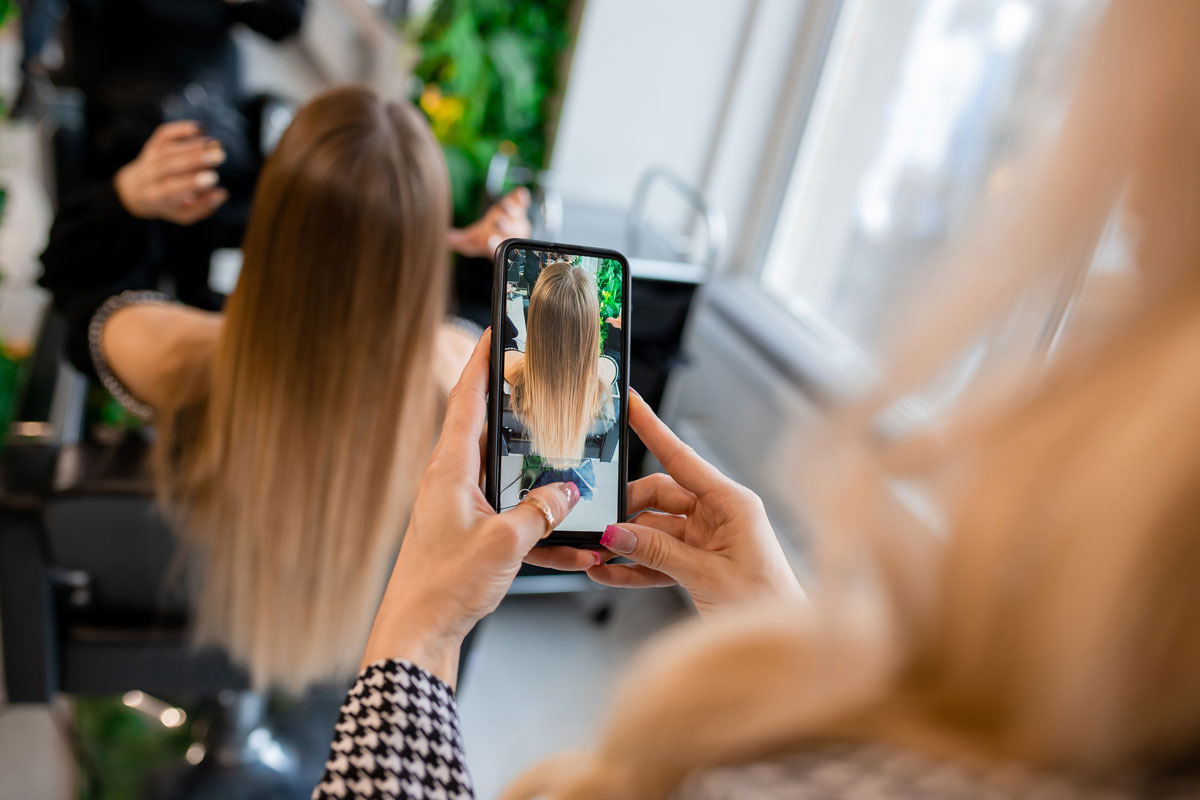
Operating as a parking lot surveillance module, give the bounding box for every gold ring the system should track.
[520,494,556,537]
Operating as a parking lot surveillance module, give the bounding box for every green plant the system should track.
[408,0,576,224]
[596,258,622,350]
[73,696,197,800]
[596,258,622,321]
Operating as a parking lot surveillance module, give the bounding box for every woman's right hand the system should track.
[114,121,228,225]
[587,393,803,616]
[359,332,582,688]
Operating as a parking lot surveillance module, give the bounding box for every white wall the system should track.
[550,0,814,267]
[551,0,747,209]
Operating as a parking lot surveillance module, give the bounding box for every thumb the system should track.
[503,481,581,549]
[600,521,706,586]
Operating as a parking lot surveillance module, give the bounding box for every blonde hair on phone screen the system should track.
[510,261,612,468]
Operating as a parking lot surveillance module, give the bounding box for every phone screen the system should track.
[487,240,630,544]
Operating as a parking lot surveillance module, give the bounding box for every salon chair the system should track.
[0,432,346,799]
[500,409,620,464]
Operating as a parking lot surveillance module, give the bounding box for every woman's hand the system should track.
[586,393,803,616]
[448,187,532,258]
[360,332,581,689]
[114,121,228,225]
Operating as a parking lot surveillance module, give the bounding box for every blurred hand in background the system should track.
[449,186,532,259]
[113,121,229,226]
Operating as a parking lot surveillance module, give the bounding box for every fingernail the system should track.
[195,170,219,188]
[209,189,229,206]
[563,481,580,507]
[591,550,605,566]
[601,524,636,554]
[204,144,226,166]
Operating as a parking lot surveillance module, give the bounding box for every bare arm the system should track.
[503,350,524,385]
[433,323,478,398]
[100,304,223,413]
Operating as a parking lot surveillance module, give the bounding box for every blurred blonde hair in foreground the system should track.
[510,261,612,467]
[154,87,450,692]
[506,0,1200,796]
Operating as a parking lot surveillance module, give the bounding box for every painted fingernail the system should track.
[563,481,580,507]
[591,550,605,566]
[601,524,636,554]
[195,170,219,188]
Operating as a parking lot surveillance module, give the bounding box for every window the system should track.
[759,0,1102,362]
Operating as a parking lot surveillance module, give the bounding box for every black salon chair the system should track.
[500,408,619,463]
[0,430,343,799]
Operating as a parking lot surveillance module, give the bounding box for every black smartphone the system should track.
[485,238,631,547]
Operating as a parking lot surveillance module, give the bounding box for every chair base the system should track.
[143,687,345,800]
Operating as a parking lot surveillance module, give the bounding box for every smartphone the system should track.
[485,238,631,547]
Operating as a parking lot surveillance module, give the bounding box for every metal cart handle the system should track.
[626,166,727,272]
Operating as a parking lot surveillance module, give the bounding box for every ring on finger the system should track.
[520,495,556,537]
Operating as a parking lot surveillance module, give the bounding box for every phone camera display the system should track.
[498,247,624,531]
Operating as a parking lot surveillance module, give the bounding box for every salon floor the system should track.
[459,587,691,798]
[0,587,689,799]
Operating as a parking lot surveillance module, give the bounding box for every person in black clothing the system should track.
[60,0,305,180]
[33,0,306,304]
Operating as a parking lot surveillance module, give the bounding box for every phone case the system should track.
[486,238,631,547]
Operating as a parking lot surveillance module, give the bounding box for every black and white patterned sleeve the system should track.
[312,659,474,800]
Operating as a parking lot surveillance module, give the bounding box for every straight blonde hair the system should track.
[506,0,1200,795]
[511,261,611,467]
[155,87,451,692]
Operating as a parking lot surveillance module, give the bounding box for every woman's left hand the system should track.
[448,187,532,259]
[360,330,580,688]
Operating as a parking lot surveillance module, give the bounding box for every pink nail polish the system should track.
[564,481,580,506]
[591,550,604,566]
[601,524,636,554]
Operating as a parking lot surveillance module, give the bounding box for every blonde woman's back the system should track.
[510,261,612,467]
[154,87,452,692]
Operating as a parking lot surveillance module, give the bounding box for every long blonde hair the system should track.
[511,261,611,467]
[507,0,1200,795]
[154,87,450,692]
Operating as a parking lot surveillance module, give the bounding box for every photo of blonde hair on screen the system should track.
[508,262,613,466]
[499,248,623,531]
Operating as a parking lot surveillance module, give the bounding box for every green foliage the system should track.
[596,258,622,321]
[73,696,196,800]
[409,0,575,224]
[596,258,622,351]
[0,1,13,28]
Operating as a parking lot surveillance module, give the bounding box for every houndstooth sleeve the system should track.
[312,659,474,800]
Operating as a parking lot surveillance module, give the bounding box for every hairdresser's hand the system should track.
[114,121,228,225]
[360,331,581,689]
[587,393,803,616]
[448,187,532,259]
